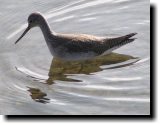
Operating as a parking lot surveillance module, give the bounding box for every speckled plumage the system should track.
[15,12,137,61]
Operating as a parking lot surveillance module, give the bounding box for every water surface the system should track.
[0,0,150,115]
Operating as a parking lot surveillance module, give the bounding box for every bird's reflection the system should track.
[46,52,139,84]
[27,87,50,104]
[26,53,139,103]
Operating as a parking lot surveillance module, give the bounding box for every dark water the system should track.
[0,0,150,115]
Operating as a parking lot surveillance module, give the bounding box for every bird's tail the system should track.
[104,33,137,50]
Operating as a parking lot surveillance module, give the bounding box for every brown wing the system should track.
[56,33,106,54]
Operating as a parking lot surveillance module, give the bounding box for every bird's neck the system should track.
[39,18,56,39]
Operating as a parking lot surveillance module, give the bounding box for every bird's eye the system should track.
[29,20,33,23]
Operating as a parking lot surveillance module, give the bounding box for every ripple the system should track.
[78,17,97,22]
[55,83,140,90]
[13,84,27,91]
[113,0,130,3]
[6,24,27,40]
[47,0,86,14]
[54,15,75,22]
[135,57,150,64]
[101,77,142,82]
[102,97,150,102]
[101,58,140,69]
[15,67,48,80]
[50,99,68,105]
[46,0,113,19]
[55,90,149,103]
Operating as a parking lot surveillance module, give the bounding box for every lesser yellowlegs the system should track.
[15,12,137,61]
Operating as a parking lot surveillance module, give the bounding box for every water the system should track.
[0,0,150,115]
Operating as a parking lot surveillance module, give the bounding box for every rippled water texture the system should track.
[0,0,150,115]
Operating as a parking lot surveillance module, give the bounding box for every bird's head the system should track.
[15,12,44,44]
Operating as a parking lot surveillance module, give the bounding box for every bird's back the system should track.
[56,33,105,42]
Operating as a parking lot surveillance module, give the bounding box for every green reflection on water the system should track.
[27,87,50,104]
[46,52,138,84]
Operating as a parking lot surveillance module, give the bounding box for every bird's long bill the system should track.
[15,25,30,44]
